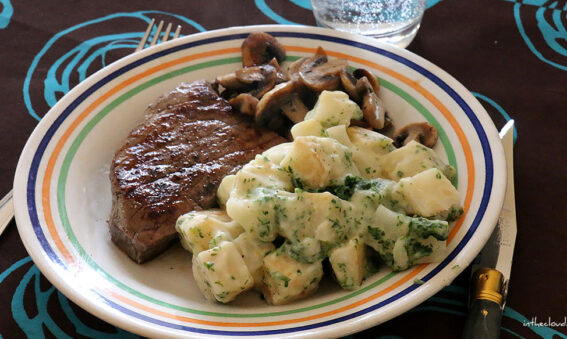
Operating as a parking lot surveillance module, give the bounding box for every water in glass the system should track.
[310,0,426,48]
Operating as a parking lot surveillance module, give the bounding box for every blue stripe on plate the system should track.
[25,30,493,335]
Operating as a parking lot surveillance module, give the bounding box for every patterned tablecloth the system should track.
[1,0,566,338]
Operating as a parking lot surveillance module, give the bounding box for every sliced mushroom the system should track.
[235,64,277,98]
[357,76,387,130]
[236,65,274,84]
[393,122,439,148]
[340,70,360,102]
[287,47,328,83]
[287,57,309,83]
[281,94,309,123]
[268,57,289,84]
[216,64,277,99]
[299,57,348,92]
[255,81,297,127]
[241,32,286,67]
[229,93,259,116]
[353,68,380,93]
[215,72,248,91]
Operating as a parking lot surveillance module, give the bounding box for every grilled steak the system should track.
[109,81,285,263]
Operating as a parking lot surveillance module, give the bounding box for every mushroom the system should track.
[353,68,380,93]
[229,93,259,116]
[298,57,348,92]
[215,72,248,91]
[216,64,278,99]
[235,64,277,98]
[357,76,387,130]
[287,56,309,82]
[288,47,328,83]
[267,57,289,84]
[393,122,439,148]
[340,70,360,102]
[241,32,286,67]
[281,93,309,123]
[255,81,308,127]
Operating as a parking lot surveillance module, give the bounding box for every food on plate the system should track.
[219,40,391,135]
[109,81,285,263]
[177,88,463,305]
[108,31,463,307]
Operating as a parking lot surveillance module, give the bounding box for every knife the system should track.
[462,120,517,339]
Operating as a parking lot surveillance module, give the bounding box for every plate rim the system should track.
[13,24,506,338]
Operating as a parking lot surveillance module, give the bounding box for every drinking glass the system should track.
[310,0,426,48]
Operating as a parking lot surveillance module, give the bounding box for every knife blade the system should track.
[462,120,517,339]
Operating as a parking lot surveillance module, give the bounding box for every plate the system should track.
[14,25,506,338]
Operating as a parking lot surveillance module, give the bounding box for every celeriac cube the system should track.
[380,140,454,181]
[193,241,254,303]
[329,237,366,290]
[176,210,243,254]
[347,127,394,178]
[290,119,327,139]
[391,168,461,217]
[325,125,353,147]
[232,233,275,290]
[217,175,236,208]
[280,136,359,189]
[262,250,323,305]
[304,90,362,127]
[262,142,293,165]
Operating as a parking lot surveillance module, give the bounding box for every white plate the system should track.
[14,25,506,338]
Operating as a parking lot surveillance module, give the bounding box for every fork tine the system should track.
[172,25,182,40]
[161,22,173,43]
[135,18,155,52]
[149,20,164,47]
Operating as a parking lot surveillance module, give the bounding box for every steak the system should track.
[109,81,285,263]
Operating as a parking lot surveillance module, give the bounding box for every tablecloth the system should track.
[0,0,566,338]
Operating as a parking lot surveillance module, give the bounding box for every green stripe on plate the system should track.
[56,55,457,317]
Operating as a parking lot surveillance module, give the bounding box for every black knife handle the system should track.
[462,298,503,339]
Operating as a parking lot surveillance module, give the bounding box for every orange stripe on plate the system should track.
[40,44,474,326]
[110,264,427,327]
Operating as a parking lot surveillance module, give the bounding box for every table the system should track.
[1,0,566,338]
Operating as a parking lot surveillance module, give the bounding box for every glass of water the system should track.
[310,0,426,48]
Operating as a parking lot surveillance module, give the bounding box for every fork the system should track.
[135,18,182,52]
[0,19,183,237]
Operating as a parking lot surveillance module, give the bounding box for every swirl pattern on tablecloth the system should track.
[1,257,139,338]
[0,0,13,29]
[511,0,567,71]
[23,10,205,121]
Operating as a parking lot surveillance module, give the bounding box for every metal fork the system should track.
[135,18,182,52]
[0,20,183,237]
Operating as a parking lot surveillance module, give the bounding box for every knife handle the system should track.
[462,268,504,339]
[462,298,503,339]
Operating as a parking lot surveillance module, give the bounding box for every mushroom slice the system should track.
[268,57,289,84]
[216,72,248,91]
[281,94,309,123]
[353,68,380,93]
[236,65,275,84]
[241,32,286,67]
[358,76,387,130]
[393,122,439,148]
[299,58,348,92]
[229,93,259,116]
[235,64,277,98]
[255,81,296,126]
[340,70,360,102]
[288,56,310,82]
